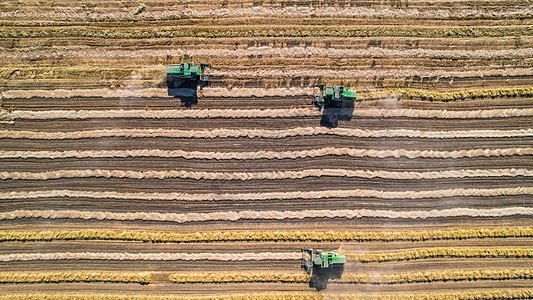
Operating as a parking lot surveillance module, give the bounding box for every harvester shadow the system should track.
[319,106,355,128]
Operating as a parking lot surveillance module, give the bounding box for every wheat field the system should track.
[0,0,532,298]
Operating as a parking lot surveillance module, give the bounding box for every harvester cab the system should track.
[301,248,347,291]
[313,85,356,128]
[166,63,210,107]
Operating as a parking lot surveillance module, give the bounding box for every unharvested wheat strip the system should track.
[3,47,533,59]
[2,227,532,243]
[168,269,533,284]
[1,147,532,160]
[2,168,532,181]
[3,107,533,120]
[0,252,300,262]
[347,247,533,262]
[2,187,532,201]
[1,207,532,223]
[2,128,533,140]
[0,271,151,284]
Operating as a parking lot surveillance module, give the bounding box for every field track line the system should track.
[2,168,532,181]
[1,207,532,223]
[2,128,533,140]
[3,107,533,119]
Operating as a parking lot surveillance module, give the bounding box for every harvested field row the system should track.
[2,0,526,8]
[1,147,531,160]
[3,227,530,243]
[5,18,532,29]
[6,68,532,82]
[2,187,533,201]
[2,7,531,21]
[2,207,532,223]
[0,252,300,262]
[3,47,532,60]
[2,26,531,39]
[4,36,530,52]
[2,168,531,181]
[4,106,533,119]
[3,157,529,174]
[2,248,533,263]
[2,289,533,300]
[5,75,532,92]
[2,128,532,140]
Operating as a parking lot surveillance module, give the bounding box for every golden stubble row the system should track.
[2,289,533,299]
[2,168,531,181]
[0,272,151,284]
[1,227,531,243]
[168,269,533,284]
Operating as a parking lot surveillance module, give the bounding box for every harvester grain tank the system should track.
[166,63,210,107]
[313,85,356,128]
[302,248,347,291]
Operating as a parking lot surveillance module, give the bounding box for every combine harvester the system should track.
[313,85,356,128]
[302,248,347,291]
[166,63,210,107]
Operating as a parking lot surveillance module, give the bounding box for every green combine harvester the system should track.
[313,85,356,128]
[301,248,347,291]
[166,63,210,107]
